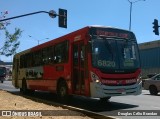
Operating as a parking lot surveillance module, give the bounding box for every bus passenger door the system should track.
[73,41,86,95]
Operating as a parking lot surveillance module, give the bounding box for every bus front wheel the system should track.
[57,81,69,103]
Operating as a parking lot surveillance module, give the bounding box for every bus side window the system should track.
[32,50,42,66]
[54,41,68,64]
[26,53,33,67]
[48,46,54,64]
[20,55,24,68]
[42,46,54,64]
[42,48,48,64]
[73,44,78,66]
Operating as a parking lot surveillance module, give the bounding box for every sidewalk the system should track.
[0,90,92,119]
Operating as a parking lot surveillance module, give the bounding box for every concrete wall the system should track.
[139,40,160,78]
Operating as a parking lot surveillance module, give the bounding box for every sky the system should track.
[0,0,160,62]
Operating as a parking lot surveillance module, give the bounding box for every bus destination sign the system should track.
[96,30,129,39]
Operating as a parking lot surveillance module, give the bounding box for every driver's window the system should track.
[155,75,160,80]
[123,44,136,60]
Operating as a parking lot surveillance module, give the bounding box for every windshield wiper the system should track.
[103,38,114,60]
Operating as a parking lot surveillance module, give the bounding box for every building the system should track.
[0,60,12,66]
[139,40,160,78]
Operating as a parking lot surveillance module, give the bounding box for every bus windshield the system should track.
[91,36,140,73]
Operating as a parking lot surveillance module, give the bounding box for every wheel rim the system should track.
[60,86,66,97]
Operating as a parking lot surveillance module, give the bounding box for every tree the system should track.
[0,11,22,57]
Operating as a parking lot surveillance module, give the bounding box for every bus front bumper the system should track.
[90,81,142,98]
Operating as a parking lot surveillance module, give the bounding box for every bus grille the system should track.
[101,78,137,86]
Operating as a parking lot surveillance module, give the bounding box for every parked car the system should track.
[142,73,156,87]
[0,67,6,83]
[143,74,160,95]
[147,73,157,78]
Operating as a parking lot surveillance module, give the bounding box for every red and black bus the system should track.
[12,26,142,101]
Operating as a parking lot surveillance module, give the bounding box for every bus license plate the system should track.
[117,89,126,94]
[122,92,126,94]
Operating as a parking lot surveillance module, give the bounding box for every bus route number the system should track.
[98,60,115,67]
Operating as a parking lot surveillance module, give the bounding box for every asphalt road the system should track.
[0,80,19,92]
[0,81,160,119]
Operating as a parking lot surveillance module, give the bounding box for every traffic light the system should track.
[152,19,159,35]
[58,9,67,28]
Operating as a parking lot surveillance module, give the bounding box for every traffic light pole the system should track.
[0,11,53,22]
[0,9,67,28]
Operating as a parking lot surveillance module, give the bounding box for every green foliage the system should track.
[0,11,22,57]
[0,22,5,29]
[0,28,22,56]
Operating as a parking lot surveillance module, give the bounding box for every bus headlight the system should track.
[137,75,142,84]
[90,72,100,83]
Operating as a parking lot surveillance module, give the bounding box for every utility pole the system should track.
[127,0,145,31]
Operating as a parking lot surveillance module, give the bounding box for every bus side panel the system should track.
[43,65,56,80]
[27,80,57,92]
[27,64,71,92]
[24,66,57,92]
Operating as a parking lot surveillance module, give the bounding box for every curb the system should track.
[23,94,117,119]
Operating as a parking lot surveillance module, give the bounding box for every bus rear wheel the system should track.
[20,79,34,95]
[20,79,28,94]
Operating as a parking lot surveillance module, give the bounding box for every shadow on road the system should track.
[143,94,160,96]
[9,90,138,112]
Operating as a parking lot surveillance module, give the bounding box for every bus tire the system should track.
[20,79,34,95]
[1,80,3,83]
[57,81,69,103]
[20,79,29,94]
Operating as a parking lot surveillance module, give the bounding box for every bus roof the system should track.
[89,25,131,32]
[15,25,132,56]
